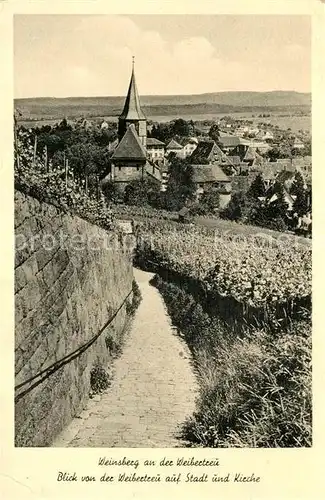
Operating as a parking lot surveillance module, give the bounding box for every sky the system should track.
[14,15,311,98]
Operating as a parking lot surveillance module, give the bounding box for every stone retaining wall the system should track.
[15,190,133,446]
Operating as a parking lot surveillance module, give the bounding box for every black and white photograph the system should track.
[13,13,312,451]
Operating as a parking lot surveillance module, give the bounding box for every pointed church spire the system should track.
[119,58,146,121]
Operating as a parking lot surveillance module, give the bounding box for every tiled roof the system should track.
[191,164,230,183]
[189,141,214,162]
[145,160,162,181]
[218,135,241,147]
[178,136,199,146]
[261,164,281,181]
[166,139,183,150]
[190,141,236,173]
[111,124,146,160]
[276,170,295,184]
[228,155,241,166]
[244,146,257,161]
[146,137,165,146]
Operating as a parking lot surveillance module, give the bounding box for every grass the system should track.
[154,276,312,448]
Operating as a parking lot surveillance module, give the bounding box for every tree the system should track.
[247,173,265,199]
[191,188,220,216]
[164,156,196,211]
[101,180,120,204]
[290,171,305,196]
[265,183,288,220]
[124,178,160,206]
[208,123,220,143]
[220,191,246,221]
[291,172,308,216]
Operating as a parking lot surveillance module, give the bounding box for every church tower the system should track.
[118,58,147,148]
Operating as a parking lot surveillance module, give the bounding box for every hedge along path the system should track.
[53,268,198,447]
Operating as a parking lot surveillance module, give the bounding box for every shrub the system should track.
[90,364,111,395]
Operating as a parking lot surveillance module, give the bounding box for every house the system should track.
[189,140,237,176]
[242,146,264,169]
[266,188,295,212]
[100,120,109,130]
[236,126,249,137]
[218,134,251,159]
[274,158,295,172]
[260,164,282,188]
[263,131,274,141]
[250,141,271,154]
[292,137,305,150]
[191,164,232,208]
[165,139,184,158]
[146,137,165,161]
[178,137,199,157]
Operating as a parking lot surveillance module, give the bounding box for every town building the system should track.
[146,137,165,161]
[189,140,238,176]
[165,139,184,157]
[191,164,232,208]
[109,61,161,190]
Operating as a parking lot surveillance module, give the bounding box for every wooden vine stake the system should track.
[65,158,69,193]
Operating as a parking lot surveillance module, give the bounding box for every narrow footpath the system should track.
[53,268,198,448]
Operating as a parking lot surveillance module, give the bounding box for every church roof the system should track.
[119,66,146,121]
[111,124,146,160]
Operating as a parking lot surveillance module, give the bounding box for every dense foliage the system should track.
[15,127,115,231]
[135,220,311,323]
[155,277,311,448]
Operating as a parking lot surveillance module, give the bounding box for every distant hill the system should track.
[15,91,311,122]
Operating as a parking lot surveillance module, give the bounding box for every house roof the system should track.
[228,155,241,166]
[144,160,162,181]
[178,136,199,147]
[218,135,241,147]
[146,137,165,146]
[262,165,281,181]
[111,124,146,160]
[243,146,257,162]
[119,66,146,121]
[190,140,237,172]
[189,140,215,162]
[191,164,230,183]
[166,139,183,150]
[268,189,294,207]
[277,170,295,182]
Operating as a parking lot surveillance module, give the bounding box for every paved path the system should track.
[53,268,198,447]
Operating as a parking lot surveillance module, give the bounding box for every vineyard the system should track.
[136,220,312,447]
[14,127,118,232]
[135,219,311,327]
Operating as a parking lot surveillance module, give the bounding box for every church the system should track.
[109,60,162,191]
